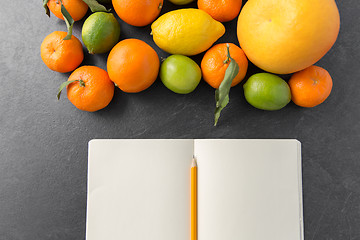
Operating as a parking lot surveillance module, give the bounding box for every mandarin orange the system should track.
[107,39,160,93]
[201,43,248,89]
[198,0,242,22]
[40,31,84,73]
[65,66,114,112]
[47,0,88,21]
[289,65,333,108]
[112,0,163,27]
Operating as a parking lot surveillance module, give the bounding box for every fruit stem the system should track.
[158,2,163,10]
[311,78,319,85]
[223,44,231,64]
[78,79,85,87]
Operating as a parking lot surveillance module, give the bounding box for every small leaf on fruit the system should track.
[82,0,109,12]
[214,44,239,126]
[43,0,50,17]
[60,2,74,40]
[57,80,85,100]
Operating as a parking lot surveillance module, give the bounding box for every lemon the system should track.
[151,9,225,56]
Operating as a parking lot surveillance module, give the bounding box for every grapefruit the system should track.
[237,0,340,74]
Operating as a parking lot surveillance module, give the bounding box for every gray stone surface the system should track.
[0,0,359,239]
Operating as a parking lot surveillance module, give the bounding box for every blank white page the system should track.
[195,139,303,240]
[86,139,193,240]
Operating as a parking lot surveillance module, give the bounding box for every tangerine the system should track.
[201,43,248,89]
[107,39,160,93]
[47,0,88,21]
[112,0,163,27]
[40,31,84,73]
[198,0,242,22]
[65,66,114,112]
[289,65,333,108]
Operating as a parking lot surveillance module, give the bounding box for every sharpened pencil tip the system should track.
[192,156,197,167]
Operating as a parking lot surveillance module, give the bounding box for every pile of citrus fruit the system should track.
[40,0,340,126]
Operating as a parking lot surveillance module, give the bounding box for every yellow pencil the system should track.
[191,157,197,240]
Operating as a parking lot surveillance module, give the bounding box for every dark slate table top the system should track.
[1,0,359,239]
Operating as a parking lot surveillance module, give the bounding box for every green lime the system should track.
[243,73,291,110]
[82,12,120,54]
[160,55,201,94]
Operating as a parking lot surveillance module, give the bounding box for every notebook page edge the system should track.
[194,139,303,240]
[296,140,304,240]
[86,139,194,240]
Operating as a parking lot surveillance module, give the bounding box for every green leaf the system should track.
[214,94,229,126]
[214,44,239,126]
[43,0,50,17]
[60,1,74,40]
[82,0,109,12]
[57,80,85,100]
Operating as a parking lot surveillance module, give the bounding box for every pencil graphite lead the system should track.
[192,156,197,167]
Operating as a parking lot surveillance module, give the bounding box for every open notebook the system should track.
[87,139,303,240]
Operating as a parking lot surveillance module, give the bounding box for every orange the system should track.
[288,65,333,108]
[198,0,242,22]
[47,0,88,21]
[107,39,160,93]
[66,66,114,112]
[237,0,340,74]
[41,31,84,73]
[112,0,163,27]
[201,43,248,89]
